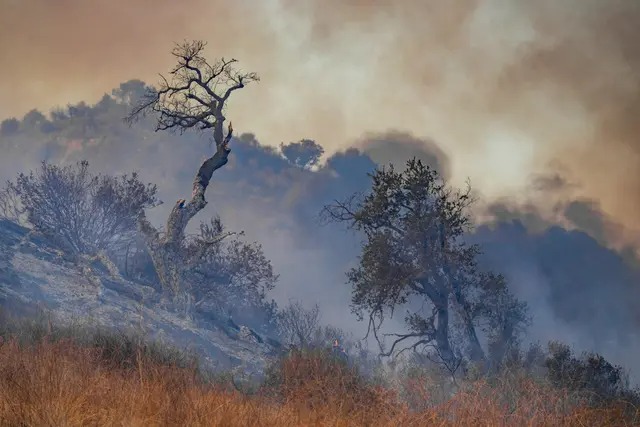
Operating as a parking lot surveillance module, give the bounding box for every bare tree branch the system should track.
[126,40,258,147]
[277,301,322,349]
[184,229,243,266]
[380,332,427,357]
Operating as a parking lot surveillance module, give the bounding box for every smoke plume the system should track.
[2,0,640,237]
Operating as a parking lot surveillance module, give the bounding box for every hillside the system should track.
[1,330,638,426]
[0,219,279,375]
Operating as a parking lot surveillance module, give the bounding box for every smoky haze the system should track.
[2,0,640,241]
[2,0,640,383]
[2,86,640,382]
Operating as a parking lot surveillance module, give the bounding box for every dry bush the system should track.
[261,348,402,424]
[0,338,282,427]
[275,301,321,349]
[10,160,159,256]
[0,324,638,427]
[0,309,197,371]
[417,377,640,426]
[0,181,26,224]
[392,361,640,426]
[0,337,401,427]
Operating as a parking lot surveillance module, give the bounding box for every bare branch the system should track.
[202,230,242,245]
[319,193,363,227]
[380,331,427,357]
[126,40,258,147]
[185,229,244,266]
[277,301,322,349]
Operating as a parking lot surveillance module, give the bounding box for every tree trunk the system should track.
[443,256,487,364]
[461,311,486,363]
[136,123,232,296]
[433,295,456,367]
[435,308,458,370]
[452,286,486,363]
[420,278,457,367]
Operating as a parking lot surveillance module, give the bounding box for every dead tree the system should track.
[126,40,259,295]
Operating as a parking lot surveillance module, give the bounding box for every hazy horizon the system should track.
[2,0,640,251]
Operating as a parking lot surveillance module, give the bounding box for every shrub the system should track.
[0,312,639,426]
[186,217,278,332]
[275,301,354,353]
[0,181,26,224]
[261,347,400,423]
[0,308,197,371]
[545,341,639,405]
[10,160,159,256]
[275,301,321,349]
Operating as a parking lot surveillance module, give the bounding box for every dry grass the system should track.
[0,337,637,426]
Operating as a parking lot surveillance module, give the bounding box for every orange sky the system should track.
[1,0,639,237]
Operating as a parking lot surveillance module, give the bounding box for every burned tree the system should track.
[126,40,259,295]
[276,301,322,349]
[323,159,527,369]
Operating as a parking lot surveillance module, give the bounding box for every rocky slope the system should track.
[0,219,280,376]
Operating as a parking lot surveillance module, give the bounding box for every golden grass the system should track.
[0,338,637,426]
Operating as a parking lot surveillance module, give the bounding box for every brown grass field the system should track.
[0,335,638,427]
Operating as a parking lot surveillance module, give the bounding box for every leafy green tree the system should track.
[324,159,528,369]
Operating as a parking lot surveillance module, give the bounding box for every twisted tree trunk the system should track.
[137,123,232,295]
[125,40,258,304]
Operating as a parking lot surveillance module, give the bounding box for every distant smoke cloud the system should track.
[356,131,451,179]
[473,220,640,382]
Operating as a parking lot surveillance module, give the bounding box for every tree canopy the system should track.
[324,158,528,370]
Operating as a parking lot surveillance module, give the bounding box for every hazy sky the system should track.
[2,0,639,237]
